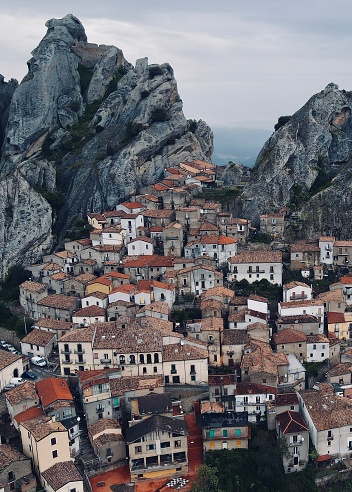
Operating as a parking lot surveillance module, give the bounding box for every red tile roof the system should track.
[36,377,73,408]
[15,406,44,423]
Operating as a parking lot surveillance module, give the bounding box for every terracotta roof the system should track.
[5,381,38,406]
[290,242,320,252]
[241,341,288,377]
[137,301,170,315]
[58,325,95,343]
[236,382,277,396]
[228,251,282,264]
[14,406,44,423]
[0,352,22,371]
[73,306,106,317]
[276,314,319,324]
[317,289,344,302]
[37,294,78,310]
[222,330,250,345]
[143,210,175,218]
[299,390,352,431]
[283,281,311,290]
[275,392,299,406]
[110,375,164,397]
[33,318,74,331]
[276,410,309,434]
[280,299,323,309]
[340,276,352,285]
[247,322,270,332]
[328,311,345,324]
[51,272,69,281]
[103,271,130,280]
[129,235,154,244]
[328,362,352,377]
[274,328,307,344]
[306,334,329,344]
[208,374,236,386]
[319,236,335,242]
[0,444,29,471]
[20,416,67,440]
[335,240,352,247]
[42,262,63,271]
[41,461,82,491]
[36,377,73,408]
[162,343,208,362]
[21,328,55,346]
[88,276,111,287]
[84,291,109,300]
[88,418,121,437]
[248,294,268,303]
[71,273,97,284]
[20,280,47,293]
[200,298,223,310]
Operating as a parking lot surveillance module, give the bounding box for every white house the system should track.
[184,235,237,266]
[278,299,324,334]
[81,291,109,309]
[127,236,154,256]
[306,334,330,362]
[228,251,283,285]
[120,213,144,243]
[283,281,313,303]
[319,236,335,266]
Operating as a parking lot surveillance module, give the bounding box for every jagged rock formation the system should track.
[219,161,251,186]
[0,14,213,277]
[241,83,352,238]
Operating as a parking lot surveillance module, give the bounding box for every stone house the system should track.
[125,414,188,481]
[63,273,97,298]
[327,363,352,385]
[162,343,208,385]
[234,382,276,422]
[221,330,250,367]
[333,240,352,268]
[276,314,321,336]
[276,410,309,473]
[0,444,36,492]
[19,280,48,319]
[5,382,39,428]
[273,329,307,363]
[298,389,352,459]
[36,294,80,322]
[317,289,345,314]
[0,353,25,390]
[72,306,106,326]
[163,221,184,257]
[319,236,335,266]
[241,341,289,387]
[143,209,176,229]
[88,418,126,469]
[290,242,320,271]
[20,328,56,360]
[259,213,285,238]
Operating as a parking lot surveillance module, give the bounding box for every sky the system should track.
[1,0,352,131]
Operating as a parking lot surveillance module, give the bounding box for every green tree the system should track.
[192,464,223,492]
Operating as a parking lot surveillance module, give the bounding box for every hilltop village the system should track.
[2,159,352,491]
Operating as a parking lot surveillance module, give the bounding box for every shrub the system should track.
[148,65,163,79]
[150,107,168,123]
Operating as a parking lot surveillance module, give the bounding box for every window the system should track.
[235,429,241,437]
[223,429,228,437]
[161,441,170,448]
[209,429,215,439]
[51,437,57,446]
[146,444,156,451]
[52,450,58,458]
[174,440,181,448]
[210,441,215,448]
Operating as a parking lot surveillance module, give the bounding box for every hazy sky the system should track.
[1,0,352,130]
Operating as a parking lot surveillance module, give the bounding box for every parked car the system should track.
[2,384,15,392]
[7,346,17,353]
[21,371,37,380]
[9,377,24,386]
[31,356,47,367]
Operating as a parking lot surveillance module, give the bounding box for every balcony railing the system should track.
[61,349,72,354]
[289,439,303,446]
[171,369,177,374]
[74,349,85,354]
[247,269,265,274]
[61,359,72,364]
[96,407,105,413]
[327,435,334,441]
[289,295,308,301]
[75,359,86,364]
[100,358,111,364]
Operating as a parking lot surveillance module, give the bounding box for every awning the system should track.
[317,454,331,462]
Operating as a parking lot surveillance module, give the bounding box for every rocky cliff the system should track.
[0,14,213,277]
[241,83,352,239]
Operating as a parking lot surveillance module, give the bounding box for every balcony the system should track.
[327,435,334,441]
[289,439,304,446]
[165,236,177,241]
[96,407,105,413]
[100,358,111,364]
[61,359,72,364]
[74,349,85,354]
[171,369,177,374]
[61,349,72,354]
[289,294,308,301]
[247,269,265,274]
[75,359,86,364]
[190,371,196,375]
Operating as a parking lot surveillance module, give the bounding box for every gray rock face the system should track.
[0,15,213,277]
[0,76,18,148]
[241,83,352,237]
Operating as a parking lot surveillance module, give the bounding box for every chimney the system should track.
[52,416,56,423]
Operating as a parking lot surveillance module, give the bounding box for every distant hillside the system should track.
[212,127,272,167]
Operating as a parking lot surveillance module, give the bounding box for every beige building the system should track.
[260,213,285,238]
[276,410,309,473]
[221,330,250,367]
[228,251,283,285]
[20,416,71,477]
[19,280,48,319]
[162,343,208,385]
[88,418,126,469]
[201,409,250,451]
[0,444,36,492]
[273,329,307,362]
[5,381,39,428]
[37,294,80,321]
[21,328,56,359]
[126,415,188,481]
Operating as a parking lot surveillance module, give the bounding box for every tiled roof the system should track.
[248,294,268,303]
[21,328,55,346]
[88,418,121,437]
[110,375,163,397]
[129,235,154,244]
[20,416,67,440]
[0,444,28,472]
[143,210,175,218]
[319,236,335,242]
[122,254,175,268]
[236,382,277,396]
[37,294,78,310]
[54,250,76,259]
[72,273,97,284]
[58,325,95,343]
[299,390,352,431]
[36,377,73,408]
[247,322,270,332]
[73,306,106,317]
[228,251,282,264]
[137,301,170,315]
[200,298,223,310]
[340,276,352,285]
[84,291,109,300]
[41,461,82,491]
[14,406,44,423]
[51,272,69,281]
[290,242,320,252]
[334,240,352,247]
[136,393,173,415]
[274,328,307,344]
[228,310,246,323]
[276,410,309,434]
[0,352,21,371]
[208,374,236,386]
[275,392,299,406]
[283,281,311,290]
[276,314,319,324]
[280,299,323,308]
[222,330,250,345]
[328,311,345,324]
[162,343,208,362]
[20,280,47,293]
[306,334,329,344]
[33,318,74,331]
[241,341,288,377]
[5,381,37,406]
[317,289,344,302]
[42,262,63,271]
[88,276,111,287]
[328,362,352,377]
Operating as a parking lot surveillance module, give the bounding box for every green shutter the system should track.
[209,429,214,439]
[235,429,241,437]
[223,429,228,437]
[113,397,119,408]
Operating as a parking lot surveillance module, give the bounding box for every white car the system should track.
[31,356,47,367]
[9,377,24,386]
